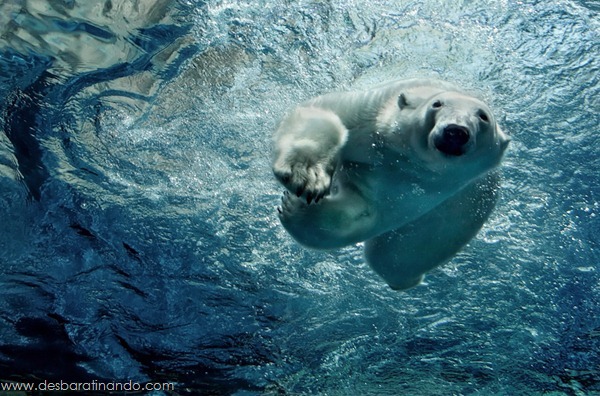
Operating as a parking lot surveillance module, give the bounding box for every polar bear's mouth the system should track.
[433,124,470,156]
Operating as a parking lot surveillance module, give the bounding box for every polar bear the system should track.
[273,79,510,290]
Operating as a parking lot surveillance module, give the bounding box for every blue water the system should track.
[0,0,598,394]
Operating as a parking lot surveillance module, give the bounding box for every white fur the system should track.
[273,79,510,290]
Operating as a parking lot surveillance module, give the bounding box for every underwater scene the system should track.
[0,0,598,394]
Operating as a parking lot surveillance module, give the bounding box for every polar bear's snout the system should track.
[434,124,471,156]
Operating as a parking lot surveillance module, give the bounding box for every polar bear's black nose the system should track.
[435,125,470,156]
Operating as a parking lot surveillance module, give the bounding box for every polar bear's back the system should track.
[304,79,462,131]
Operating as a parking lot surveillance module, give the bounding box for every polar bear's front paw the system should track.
[277,190,296,214]
[277,190,306,220]
[273,161,331,204]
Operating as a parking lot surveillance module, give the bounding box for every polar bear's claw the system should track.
[274,161,332,204]
[277,189,307,221]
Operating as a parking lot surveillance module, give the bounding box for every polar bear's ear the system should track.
[397,93,409,109]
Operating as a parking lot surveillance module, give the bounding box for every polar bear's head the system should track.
[424,92,505,154]
[406,91,511,176]
[377,86,509,180]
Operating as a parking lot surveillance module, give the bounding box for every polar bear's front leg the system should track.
[277,185,377,249]
[273,107,348,203]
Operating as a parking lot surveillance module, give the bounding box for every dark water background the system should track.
[0,0,598,394]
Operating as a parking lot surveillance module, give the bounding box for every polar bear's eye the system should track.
[432,100,442,108]
[398,93,409,109]
[478,111,490,122]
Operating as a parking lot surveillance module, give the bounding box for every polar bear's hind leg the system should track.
[364,173,500,290]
